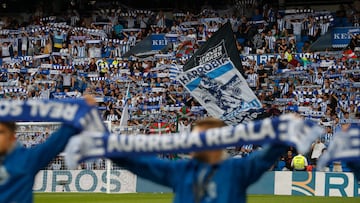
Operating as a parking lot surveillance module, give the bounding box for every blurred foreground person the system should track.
[112,117,289,203]
[0,96,96,203]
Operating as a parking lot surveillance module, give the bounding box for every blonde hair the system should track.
[193,117,226,130]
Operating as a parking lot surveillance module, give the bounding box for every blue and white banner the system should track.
[151,34,168,51]
[241,53,318,66]
[317,126,360,171]
[0,99,107,133]
[65,114,323,169]
[177,58,261,125]
[332,27,359,48]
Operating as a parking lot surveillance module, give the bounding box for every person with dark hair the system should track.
[110,117,288,203]
[0,96,96,203]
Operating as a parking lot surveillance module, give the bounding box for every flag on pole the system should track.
[119,83,131,127]
[177,22,261,125]
[183,22,244,74]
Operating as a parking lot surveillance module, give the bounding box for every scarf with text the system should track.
[0,99,107,133]
[65,114,323,169]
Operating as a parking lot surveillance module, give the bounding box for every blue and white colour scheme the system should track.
[177,58,261,125]
[332,27,360,48]
[151,34,168,50]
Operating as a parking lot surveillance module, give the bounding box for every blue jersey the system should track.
[113,144,287,203]
[0,125,78,203]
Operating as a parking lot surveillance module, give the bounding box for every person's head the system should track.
[0,122,17,155]
[191,118,227,163]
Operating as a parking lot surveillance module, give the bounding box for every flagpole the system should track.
[119,82,130,127]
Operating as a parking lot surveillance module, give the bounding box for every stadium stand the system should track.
[1,0,360,172]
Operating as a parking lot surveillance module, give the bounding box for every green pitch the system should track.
[34,193,360,203]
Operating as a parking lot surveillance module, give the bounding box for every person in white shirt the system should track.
[93,44,102,58]
[77,41,86,58]
[1,42,11,57]
[59,43,69,55]
[310,138,326,165]
[138,14,149,29]
[291,19,304,42]
[186,29,197,40]
[265,30,276,53]
[246,68,259,90]
[230,15,239,32]
[88,44,96,58]
[178,118,191,135]
[106,109,119,121]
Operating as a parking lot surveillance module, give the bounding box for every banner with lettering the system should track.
[183,22,243,74]
[177,58,262,125]
[151,34,168,50]
[0,99,107,133]
[65,114,323,169]
[332,27,360,48]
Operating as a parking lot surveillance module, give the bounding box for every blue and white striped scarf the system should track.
[65,114,323,169]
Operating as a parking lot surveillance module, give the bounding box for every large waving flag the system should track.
[178,58,261,125]
[183,22,243,74]
[178,22,261,125]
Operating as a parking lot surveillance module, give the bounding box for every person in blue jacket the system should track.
[112,117,288,203]
[0,97,96,203]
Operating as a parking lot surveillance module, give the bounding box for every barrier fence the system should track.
[33,170,360,197]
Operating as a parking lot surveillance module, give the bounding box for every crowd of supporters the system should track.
[1,1,360,171]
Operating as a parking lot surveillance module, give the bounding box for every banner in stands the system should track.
[177,58,261,125]
[151,34,167,50]
[33,170,136,193]
[183,22,243,74]
[240,53,318,66]
[332,27,360,48]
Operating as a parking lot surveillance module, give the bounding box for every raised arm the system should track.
[235,143,288,187]
[26,125,80,173]
[112,156,184,188]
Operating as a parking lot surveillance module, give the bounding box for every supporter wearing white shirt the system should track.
[230,15,239,32]
[21,32,28,56]
[88,44,96,58]
[291,19,304,42]
[126,16,136,28]
[106,109,119,121]
[310,138,326,164]
[265,30,276,53]
[156,11,165,27]
[138,14,149,29]
[59,43,69,55]
[1,42,11,57]
[93,44,102,58]
[314,73,324,85]
[77,41,86,58]
[246,68,259,90]
[186,29,197,40]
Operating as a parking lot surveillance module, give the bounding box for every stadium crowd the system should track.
[1,1,360,171]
